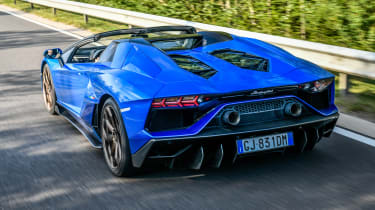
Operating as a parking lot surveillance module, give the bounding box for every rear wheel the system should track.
[42,65,57,115]
[100,98,136,177]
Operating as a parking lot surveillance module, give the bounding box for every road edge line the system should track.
[0,7,82,39]
[334,127,375,147]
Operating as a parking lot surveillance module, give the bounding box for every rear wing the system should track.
[64,26,197,52]
[93,26,197,41]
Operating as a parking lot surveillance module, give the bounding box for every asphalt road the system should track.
[1,10,375,210]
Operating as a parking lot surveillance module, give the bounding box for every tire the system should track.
[100,98,136,177]
[42,65,57,115]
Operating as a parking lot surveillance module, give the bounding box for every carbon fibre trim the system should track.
[132,113,338,167]
[56,104,102,149]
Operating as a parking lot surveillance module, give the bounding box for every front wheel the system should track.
[100,98,136,177]
[42,65,57,115]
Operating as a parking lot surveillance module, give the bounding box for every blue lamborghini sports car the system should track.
[41,26,339,176]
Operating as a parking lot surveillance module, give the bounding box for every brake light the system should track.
[151,98,166,108]
[151,96,200,108]
[299,78,333,93]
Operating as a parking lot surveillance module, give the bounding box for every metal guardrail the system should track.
[16,0,375,94]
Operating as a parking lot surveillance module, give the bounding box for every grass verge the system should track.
[334,75,375,122]
[0,0,126,33]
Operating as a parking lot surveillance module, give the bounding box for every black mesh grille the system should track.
[297,88,330,110]
[207,98,308,128]
[232,99,286,114]
[147,109,196,132]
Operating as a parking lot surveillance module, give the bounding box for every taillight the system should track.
[151,98,166,108]
[298,78,333,93]
[181,96,199,107]
[151,95,203,108]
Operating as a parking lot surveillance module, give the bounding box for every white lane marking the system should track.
[334,127,375,147]
[0,8,82,39]
[3,6,375,149]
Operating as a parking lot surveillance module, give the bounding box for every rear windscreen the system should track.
[150,37,201,51]
[169,55,217,79]
[211,49,269,72]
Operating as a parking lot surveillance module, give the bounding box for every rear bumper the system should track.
[132,112,339,168]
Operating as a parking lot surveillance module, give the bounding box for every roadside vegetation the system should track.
[1,0,374,121]
[334,75,375,122]
[74,0,375,52]
[0,0,125,33]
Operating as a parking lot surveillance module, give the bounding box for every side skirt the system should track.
[56,104,103,149]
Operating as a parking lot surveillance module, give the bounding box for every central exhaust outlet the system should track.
[285,102,302,117]
[222,110,240,126]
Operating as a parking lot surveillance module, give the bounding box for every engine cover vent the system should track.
[169,54,217,79]
[210,49,269,72]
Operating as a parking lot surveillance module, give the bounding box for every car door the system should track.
[54,41,105,115]
[53,62,90,115]
[64,63,90,115]
[53,41,117,115]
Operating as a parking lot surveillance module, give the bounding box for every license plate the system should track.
[237,132,294,154]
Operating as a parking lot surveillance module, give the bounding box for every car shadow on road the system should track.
[132,149,321,180]
[0,29,76,50]
[0,68,41,98]
[2,127,375,209]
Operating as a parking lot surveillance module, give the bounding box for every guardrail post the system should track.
[52,8,56,16]
[338,73,349,95]
[83,14,88,24]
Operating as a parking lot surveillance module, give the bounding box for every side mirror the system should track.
[44,48,62,59]
[44,48,64,66]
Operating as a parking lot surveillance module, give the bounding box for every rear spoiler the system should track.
[64,26,197,52]
[93,26,197,41]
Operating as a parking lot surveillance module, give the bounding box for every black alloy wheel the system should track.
[100,98,136,177]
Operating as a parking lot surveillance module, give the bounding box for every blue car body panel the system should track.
[41,31,338,154]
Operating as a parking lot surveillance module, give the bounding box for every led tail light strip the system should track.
[151,96,200,108]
